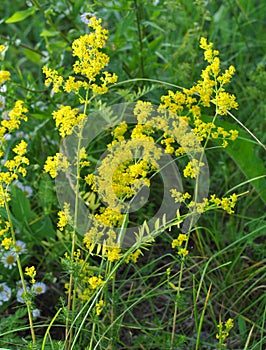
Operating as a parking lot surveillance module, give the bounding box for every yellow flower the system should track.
[172,234,188,248]
[107,247,122,262]
[25,266,36,284]
[1,237,13,250]
[44,153,70,178]
[212,91,238,115]
[88,276,104,289]
[178,248,189,257]
[1,100,28,134]
[183,159,205,178]
[52,105,86,137]
[95,299,105,316]
[0,70,11,84]
[12,140,27,156]
[42,66,64,93]
[57,202,72,231]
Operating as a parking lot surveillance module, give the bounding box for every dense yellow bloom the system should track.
[57,202,72,231]
[64,76,88,94]
[212,91,238,115]
[124,249,142,264]
[107,247,122,262]
[0,70,11,84]
[25,266,36,284]
[178,248,189,257]
[183,159,205,178]
[44,152,70,178]
[42,66,64,93]
[12,139,27,155]
[1,237,12,250]
[0,101,28,138]
[52,105,86,137]
[88,275,104,289]
[133,100,154,124]
[210,193,238,214]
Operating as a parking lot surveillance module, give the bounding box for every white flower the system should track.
[32,282,47,295]
[0,283,11,305]
[16,281,30,303]
[16,287,26,303]
[32,308,40,318]
[1,251,16,269]
[0,95,6,111]
[4,133,11,141]
[13,180,33,198]
[80,12,96,24]
[14,240,27,254]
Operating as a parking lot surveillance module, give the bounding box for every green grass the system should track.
[0,0,265,349]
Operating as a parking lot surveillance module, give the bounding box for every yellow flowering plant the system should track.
[1,3,265,349]
[40,14,244,348]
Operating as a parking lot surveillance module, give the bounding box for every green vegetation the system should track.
[0,1,265,349]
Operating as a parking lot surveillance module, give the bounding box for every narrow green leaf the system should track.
[5,7,37,23]
[40,29,59,37]
[22,48,41,65]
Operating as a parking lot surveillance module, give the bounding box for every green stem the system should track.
[65,89,90,349]
[170,258,184,349]
[134,0,145,78]
[4,198,36,346]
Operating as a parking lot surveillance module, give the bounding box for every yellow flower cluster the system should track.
[57,202,72,231]
[0,70,10,84]
[0,100,28,141]
[172,233,189,258]
[0,140,29,207]
[183,159,205,178]
[125,249,142,264]
[210,193,238,214]
[42,16,117,99]
[52,105,86,137]
[88,135,161,213]
[3,140,29,176]
[170,189,238,216]
[42,66,64,93]
[216,318,234,346]
[44,152,70,178]
[1,236,12,250]
[25,266,36,284]
[158,38,238,150]
[95,299,105,316]
[170,190,191,203]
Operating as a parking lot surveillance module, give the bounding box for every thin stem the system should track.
[170,259,184,349]
[4,198,36,346]
[134,0,145,78]
[65,89,90,349]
